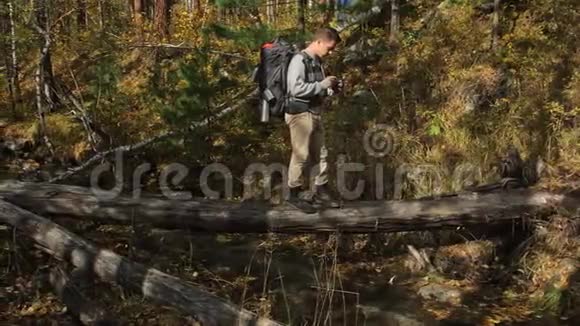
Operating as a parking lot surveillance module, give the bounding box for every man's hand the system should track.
[321,76,339,90]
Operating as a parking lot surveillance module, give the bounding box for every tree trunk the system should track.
[154,0,171,40]
[390,0,400,42]
[273,0,278,24]
[147,0,156,20]
[33,0,56,156]
[8,0,22,118]
[35,63,54,156]
[35,0,58,113]
[491,0,501,50]
[298,0,306,45]
[185,0,199,12]
[1,181,578,233]
[1,4,9,112]
[42,52,57,112]
[266,0,274,24]
[77,0,87,29]
[133,0,143,26]
[97,0,105,29]
[1,6,14,119]
[0,199,282,326]
[7,0,21,120]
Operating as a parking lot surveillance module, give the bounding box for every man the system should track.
[285,27,342,213]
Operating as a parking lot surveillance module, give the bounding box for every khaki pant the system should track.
[285,111,329,189]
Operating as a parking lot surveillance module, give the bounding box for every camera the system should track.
[327,78,344,96]
[334,79,344,93]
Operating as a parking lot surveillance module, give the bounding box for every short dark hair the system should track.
[313,27,341,44]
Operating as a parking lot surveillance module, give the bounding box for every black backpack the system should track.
[254,37,299,121]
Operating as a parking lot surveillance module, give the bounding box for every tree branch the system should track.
[51,76,101,152]
[48,88,258,183]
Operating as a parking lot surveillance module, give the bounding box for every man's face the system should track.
[317,39,337,58]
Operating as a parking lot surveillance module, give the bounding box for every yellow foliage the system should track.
[554,127,580,176]
[118,49,155,97]
[564,71,580,108]
[171,4,210,45]
[42,114,88,158]
[0,120,36,140]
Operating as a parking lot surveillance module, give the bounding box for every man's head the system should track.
[306,27,341,58]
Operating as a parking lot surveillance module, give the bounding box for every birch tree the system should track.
[390,0,400,42]
[97,0,105,29]
[267,0,275,24]
[5,0,22,119]
[491,0,501,50]
[33,0,56,155]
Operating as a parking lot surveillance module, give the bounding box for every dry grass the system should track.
[509,214,580,316]
[0,120,36,141]
[39,114,92,162]
[434,239,498,280]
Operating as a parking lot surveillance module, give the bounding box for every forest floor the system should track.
[1,188,579,325]
[1,127,579,325]
[1,91,579,325]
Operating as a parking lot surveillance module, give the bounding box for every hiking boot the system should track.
[287,186,317,214]
[314,183,341,208]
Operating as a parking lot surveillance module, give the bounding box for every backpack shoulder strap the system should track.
[295,51,310,64]
[295,51,315,82]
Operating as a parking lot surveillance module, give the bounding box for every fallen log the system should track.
[1,181,579,233]
[49,266,118,325]
[0,198,282,326]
